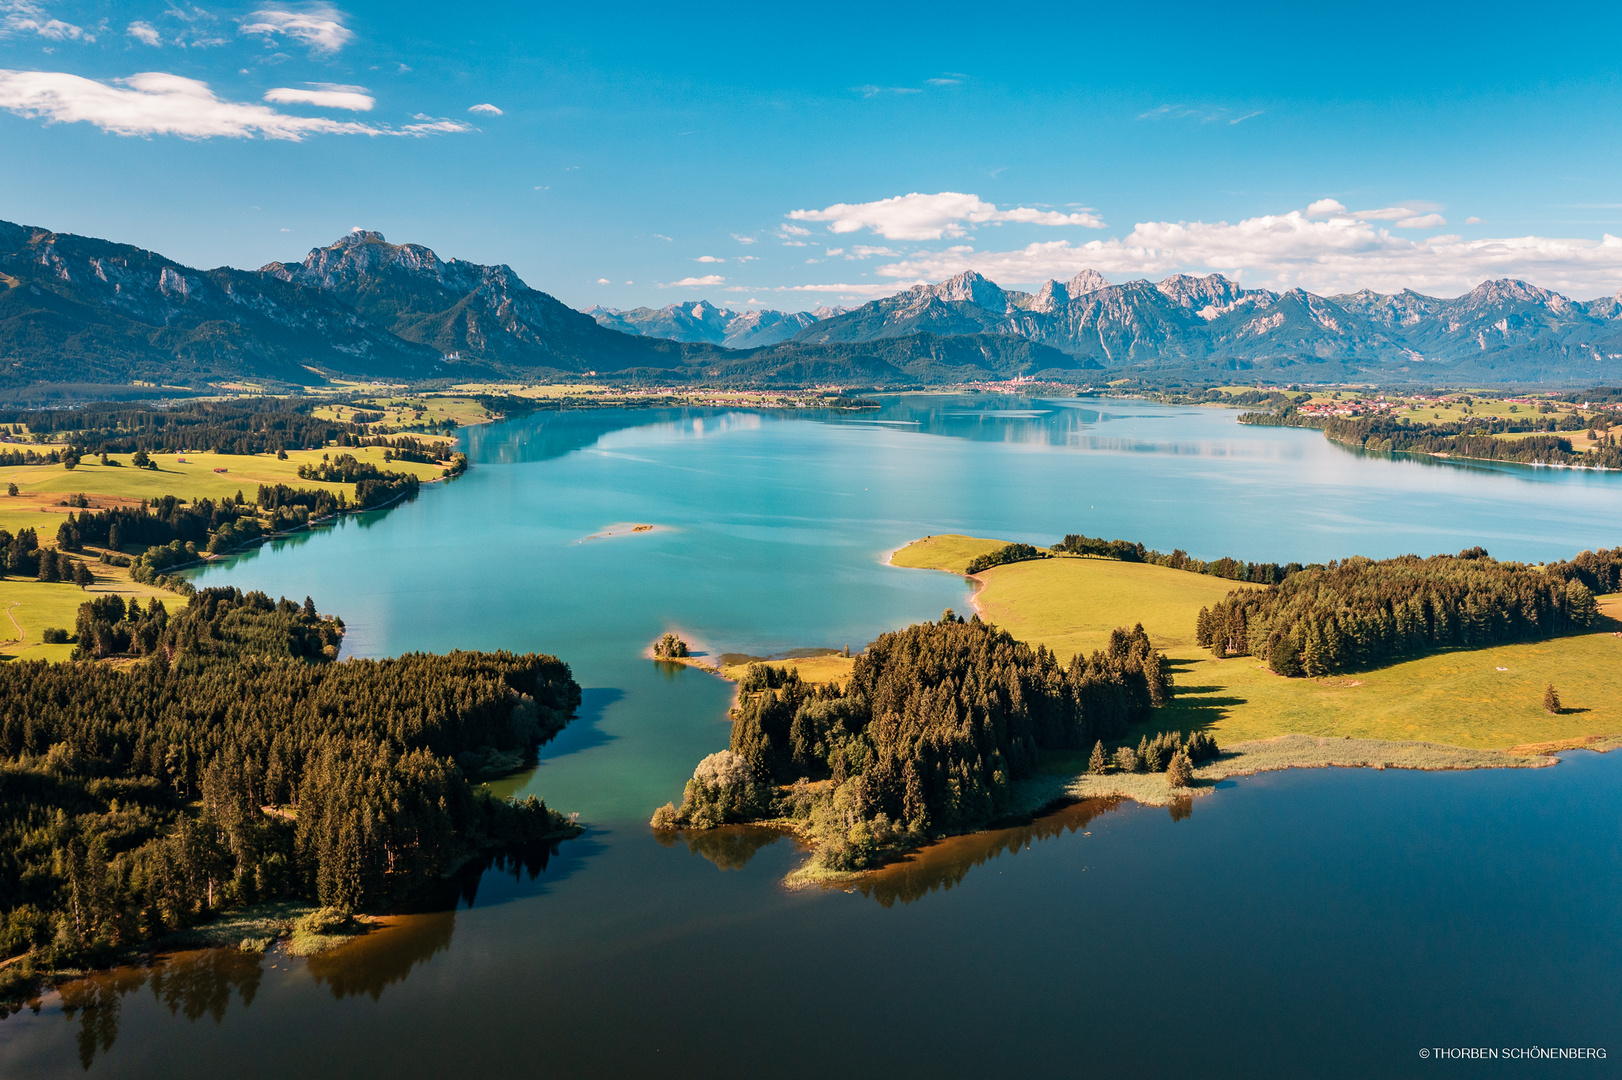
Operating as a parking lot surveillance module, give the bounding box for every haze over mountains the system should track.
[1,217,1619,400]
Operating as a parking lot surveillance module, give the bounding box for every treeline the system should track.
[1053,533,1308,586]
[296,453,421,509]
[964,542,1047,575]
[1,528,93,586]
[1545,547,1622,596]
[71,587,343,663]
[0,598,581,974]
[0,400,372,456]
[0,447,65,467]
[653,613,1172,872]
[1240,409,1622,469]
[1197,549,1600,676]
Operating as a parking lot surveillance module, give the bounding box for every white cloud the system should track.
[2,1,90,41]
[1306,199,1347,218]
[854,85,921,97]
[1466,216,1485,225]
[925,77,959,86]
[850,245,897,258]
[468,102,502,115]
[825,247,844,256]
[695,255,724,262]
[661,275,724,288]
[777,224,810,237]
[860,206,1622,297]
[789,191,1105,241]
[1395,213,1447,229]
[400,116,472,135]
[732,233,756,244]
[126,20,160,46]
[596,278,610,284]
[0,69,470,140]
[264,83,373,111]
[240,3,353,55]
[1139,104,1261,125]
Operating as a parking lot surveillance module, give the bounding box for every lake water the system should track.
[4,396,1620,1078]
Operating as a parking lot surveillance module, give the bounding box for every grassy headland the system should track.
[890,535,1622,752]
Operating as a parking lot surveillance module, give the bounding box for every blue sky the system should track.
[3,1,1622,310]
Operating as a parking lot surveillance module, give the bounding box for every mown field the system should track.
[890,534,1622,752]
[0,446,447,538]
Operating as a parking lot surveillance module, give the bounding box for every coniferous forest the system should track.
[654,612,1173,871]
[1196,549,1602,676]
[0,586,581,978]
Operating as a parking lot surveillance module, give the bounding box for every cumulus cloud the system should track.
[596,277,610,284]
[790,191,1105,241]
[240,3,353,55]
[661,275,724,288]
[126,20,160,46]
[2,1,90,41]
[0,69,470,140]
[1466,216,1485,225]
[264,83,373,110]
[732,233,756,244]
[861,207,1622,297]
[695,255,723,262]
[467,102,502,115]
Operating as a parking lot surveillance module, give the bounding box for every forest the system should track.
[0,400,443,457]
[653,612,1173,872]
[1196,548,1600,676]
[0,586,581,986]
[1239,407,1622,469]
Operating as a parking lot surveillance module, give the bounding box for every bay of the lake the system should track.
[4,396,1619,1078]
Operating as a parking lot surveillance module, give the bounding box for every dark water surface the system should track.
[4,397,1620,1078]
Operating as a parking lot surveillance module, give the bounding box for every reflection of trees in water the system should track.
[849,795,1192,908]
[56,947,264,1070]
[653,825,789,871]
[307,912,456,1001]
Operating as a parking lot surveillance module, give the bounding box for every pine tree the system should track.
[1166,750,1193,788]
[1544,684,1562,715]
[1088,740,1107,774]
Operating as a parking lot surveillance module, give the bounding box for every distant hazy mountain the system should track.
[587,301,846,348]
[792,269,1622,381]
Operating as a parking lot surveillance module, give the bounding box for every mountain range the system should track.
[2,217,1619,400]
[587,301,846,348]
[660,269,1622,383]
[0,222,1090,399]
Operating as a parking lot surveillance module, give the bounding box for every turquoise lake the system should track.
[3,396,1619,1078]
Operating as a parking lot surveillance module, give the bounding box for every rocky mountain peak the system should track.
[1065,269,1109,295]
[925,270,1009,310]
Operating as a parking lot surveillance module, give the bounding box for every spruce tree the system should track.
[1544,684,1562,714]
[1088,740,1107,774]
[1166,750,1193,788]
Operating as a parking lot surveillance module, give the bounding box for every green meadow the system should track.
[891,534,1622,753]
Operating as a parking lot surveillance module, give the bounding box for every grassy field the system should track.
[889,535,1622,752]
[0,446,447,538]
[886,533,1007,574]
[0,573,178,663]
[309,396,491,430]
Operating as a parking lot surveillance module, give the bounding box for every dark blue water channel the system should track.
[3,396,1619,1077]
